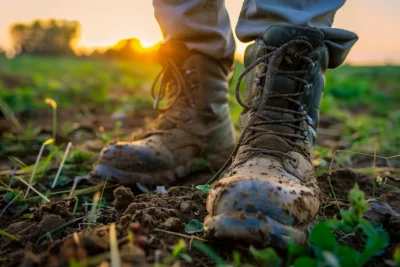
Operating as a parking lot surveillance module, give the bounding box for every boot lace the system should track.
[208,38,315,183]
[140,58,195,137]
[151,58,195,111]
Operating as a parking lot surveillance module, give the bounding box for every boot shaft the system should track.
[156,42,233,121]
[243,25,328,144]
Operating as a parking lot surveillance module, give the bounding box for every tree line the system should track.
[8,19,158,61]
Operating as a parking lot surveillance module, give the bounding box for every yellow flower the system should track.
[45,98,57,109]
[43,138,55,145]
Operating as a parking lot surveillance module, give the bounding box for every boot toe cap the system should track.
[204,173,320,246]
[90,140,172,184]
[207,173,320,226]
[97,141,171,172]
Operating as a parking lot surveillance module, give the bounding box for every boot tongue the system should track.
[261,25,324,48]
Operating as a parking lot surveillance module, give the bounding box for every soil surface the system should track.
[0,168,399,267]
[0,112,399,267]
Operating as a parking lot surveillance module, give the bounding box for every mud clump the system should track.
[10,186,208,267]
[113,186,135,219]
[114,185,207,231]
[0,200,83,266]
[35,214,65,238]
[34,201,71,220]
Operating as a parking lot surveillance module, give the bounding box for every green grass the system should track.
[0,54,159,114]
[1,55,399,162]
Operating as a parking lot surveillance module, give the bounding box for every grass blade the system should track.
[192,240,226,266]
[0,229,20,241]
[51,142,72,188]
[17,176,50,203]
[88,192,100,224]
[24,138,54,198]
[45,98,57,140]
[0,98,22,132]
[0,191,22,218]
[110,223,121,267]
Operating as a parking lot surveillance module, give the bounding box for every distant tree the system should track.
[9,19,81,56]
[98,38,159,62]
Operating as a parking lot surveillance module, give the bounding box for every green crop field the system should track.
[0,54,399,266]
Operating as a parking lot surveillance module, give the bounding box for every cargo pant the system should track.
[153,0,358,68]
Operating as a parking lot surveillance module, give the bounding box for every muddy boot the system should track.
[91,42,235,185]
[204,25,327,247]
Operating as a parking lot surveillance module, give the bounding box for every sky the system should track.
[0,0,400,64]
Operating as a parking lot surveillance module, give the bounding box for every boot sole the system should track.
[91,158,201,185]
[203,211,306,248]
[91,145,234,186]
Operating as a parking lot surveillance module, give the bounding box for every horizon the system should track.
[1,0,400,65]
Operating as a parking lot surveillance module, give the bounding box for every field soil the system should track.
[0,113,399,267]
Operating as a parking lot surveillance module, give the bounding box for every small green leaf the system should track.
[184,219,204,234]
[294,257,319,267]
[288,242,310,259]
[309,221,337,251]
[394,246,400,265]
[196,185,211,194]
[4,190,23,203]
[192,240,227,266]
[233,251,241,267]
[348,184,369,219]
[250,246,281,267]
[336,244,360,266]
[171,239,185,258]
[180,253,193,263]
[52,176,71,187]
[358,220,389,264]
[23,213,34,219]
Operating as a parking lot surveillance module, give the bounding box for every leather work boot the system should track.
[204,25,327,247]
[91,42,235,185]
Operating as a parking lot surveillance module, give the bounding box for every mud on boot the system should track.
[204,25,328,248]
[91,42,235,185]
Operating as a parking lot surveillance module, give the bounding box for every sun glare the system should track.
[140,40,158,48]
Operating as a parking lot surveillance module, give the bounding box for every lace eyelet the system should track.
[306,115,313,125]
[304,84,312,96]
[309,62,316,72]
[289,157,299,168]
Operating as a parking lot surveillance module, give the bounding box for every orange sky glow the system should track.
[1,0,400,64]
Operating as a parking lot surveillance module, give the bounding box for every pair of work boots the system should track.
[91,25,327,247]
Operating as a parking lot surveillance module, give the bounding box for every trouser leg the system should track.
[153,0,236,61]
[236,0,358,68]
